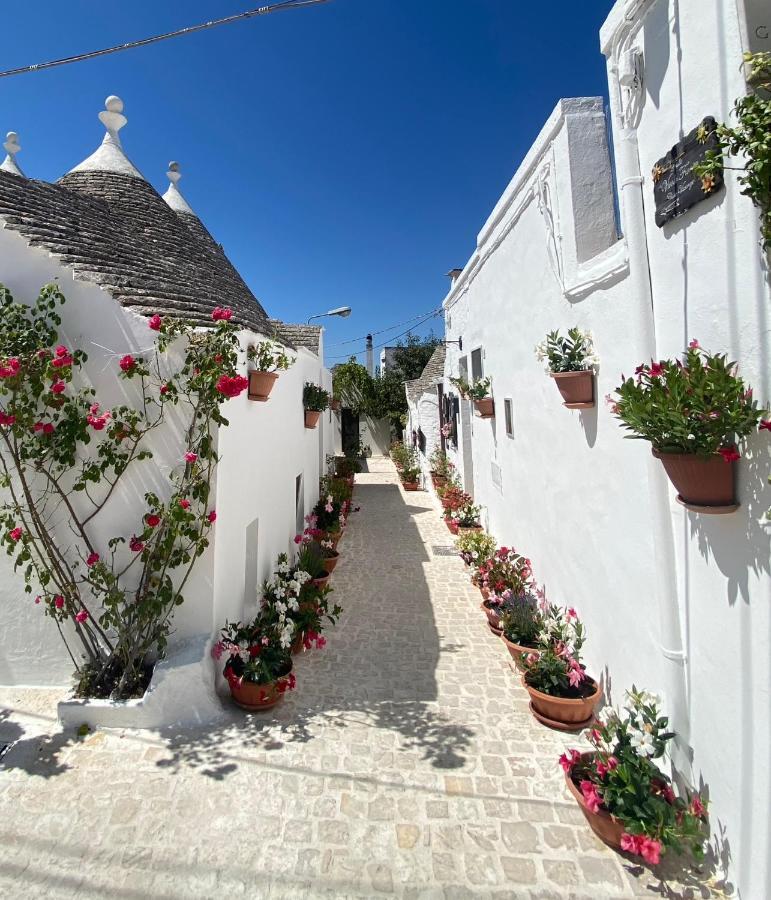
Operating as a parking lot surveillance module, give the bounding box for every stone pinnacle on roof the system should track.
[68,95,144,179]
[1,132,25,177]
[162,161,196,216]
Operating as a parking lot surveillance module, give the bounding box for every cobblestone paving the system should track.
[0,459,728,898]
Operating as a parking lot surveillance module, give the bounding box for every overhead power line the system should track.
[325,307,444,348]
[328,309,443,361]
[0,0,332,79]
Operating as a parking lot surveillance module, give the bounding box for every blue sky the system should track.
[0,1,612,364]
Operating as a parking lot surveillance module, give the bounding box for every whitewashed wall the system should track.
[0,226,336,693]
[437,1,770,895]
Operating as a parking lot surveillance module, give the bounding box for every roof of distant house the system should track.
[405,344,446,401]
[268,319,322,354]
[0,96,271,335]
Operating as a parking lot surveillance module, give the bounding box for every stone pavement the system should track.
[0,458,728,899]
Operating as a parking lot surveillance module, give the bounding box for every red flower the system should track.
[33,422,55,435]
[207,510,217,523]
[649,361,664,378]
[129,536,144,552]
[690,795,706,818]
[50,352,72,370]
[184,451,197,463]
[148,314,162,331]
[160,384,170,395]
[54,595,65,609]
[760,420,771,432]
[0,411,15,426]
[558,749,581,773]
[717,446,740,463]
[119,354,136,373]
[178,499,191,510]
[215,374,249,398]
[0,358,21,378]
[9,526,23,542]
[86,552,100,567]
[51,380,66,395]
[75,609,89,623]
[579,780,602,814]
[639,837,661,865]
[211,306,233,322]
[688,338,700,349]
[145,513,161,527]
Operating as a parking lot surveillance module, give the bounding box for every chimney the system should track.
[446,268,463,284]
[366,334,374,376]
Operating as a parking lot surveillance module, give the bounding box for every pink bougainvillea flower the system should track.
[178,499,191,510]
[148,314,162,331]
[145,513,161,527]
[184,451,198,463]
[215,374,249,398]
[86,552,100,567]
[566,607,577,620]
[211,306,233,322]
[718,445,741,463]
[0,358,21,378]
[54,595,65,609]
[75,610,89,623]
[119,354,136,373]
[688,338,700,349]
[759,420,771,432]
[51,380,66,395]
[0,411,16,426]
[87,403,111,431]
[9,526,23,542]
[55,345,68,358]
[579,780,602,814]
[207,510,217,523]
[129,536,144,552]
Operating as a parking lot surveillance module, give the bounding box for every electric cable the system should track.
[324,306,444,348]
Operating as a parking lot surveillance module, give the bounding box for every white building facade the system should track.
[408,1,770,896]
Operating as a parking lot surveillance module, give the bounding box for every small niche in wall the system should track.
[504,398,514,438]
[295,473,304,537]
[243,518,259,611]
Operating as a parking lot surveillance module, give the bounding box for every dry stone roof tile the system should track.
[406,344,446,401]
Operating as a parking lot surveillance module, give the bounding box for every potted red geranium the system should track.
[560,688,708,866]
[246,338,294,401]
[535,327,598,408]
[611,342,766,512]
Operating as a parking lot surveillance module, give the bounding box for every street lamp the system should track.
[306,306,352,324]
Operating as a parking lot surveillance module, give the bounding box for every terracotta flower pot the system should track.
[457,525,482,536]
[291,633,305,655]
[500,633,540,670]
[431,473,447,488]
[550,370,595,408]
[321,552,339,575]
[311,574,330,590]
[474,398,495,418]
[565,753,625,850]
[227,668,293,711]
[402,481,419,491]
[524,678,600,732]
[652,449,738,512]
[304,409,321,429]
[248,370,279,402]
[447,520,459,534]
[480,600,502,634]
[323,529,341,549]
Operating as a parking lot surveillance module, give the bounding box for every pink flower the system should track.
[86,552,100,567]
[718,445,741,463]
[87,403,111,431]
[51,380,66,395]
[50,353,72,370]
[639,837,662,865]
[649,361,664,378]
[211,307,233,322]
[145,513,161,527]
[324,502,333,513]
[566,607,577,620]
[293,534,303,544]
[148,314,162,331]
[315,636,327,649]
[760,420,771,432]
[621,832,641,855]
[178,499,190,510]
[525,653,539,666]
[160,384,170,395]
[207,510,217,523]
[558,749,582,773]
[580,780,603,814]
[54,595,65,609]
[567,659,585,688]
[33,421,55,435]
[129,536,144,552]
[0,411,15,426]
[9,526,23,542]
[74,609,89,623]
[0,358,21,378]
[119,354,136,373]
[210,640,225,660]
[690,795,706,818]
[215,374,249,398]
[184,451,198,463]
[688,339,700,349]
[606,756,618,771]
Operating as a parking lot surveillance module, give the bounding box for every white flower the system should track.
[275,600,287,615]
[597,706,615,725]
[279,623,294,648]
[277,561,290,575]
[687,433,695,441]
[630,728,655,757]
[266,574,278,590]
[273,586,286,599]
[287,596,299,612]
[296,570,311,585]
[288,579,300,595]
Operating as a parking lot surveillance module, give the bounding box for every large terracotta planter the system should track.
[652,449,739,513]
[304,409,321,429]
[227,667,293,711]
[402,481,419,491]
[550,370,594,408]
[248,370,279,402]
[431,473,447,488]
[565,753,624,850]
[321,552,339,575]
[524,677,600,732]
[474,398,495,418]
[501,633,540,670]
[480,600,502,634]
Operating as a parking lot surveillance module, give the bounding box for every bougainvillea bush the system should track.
[610,343,766,458]
[560,688,708,865]
[0,284,248,699]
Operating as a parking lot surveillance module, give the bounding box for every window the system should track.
[504,398,514,437]
[471,348,483,382]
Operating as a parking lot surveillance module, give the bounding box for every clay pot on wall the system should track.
[248,370,279,402]
[550,370,594,408]
[474,398,495,418]
[304,409,321,429]
[652,449,739,513]
[524,677,600,732]
[564,753,625,850]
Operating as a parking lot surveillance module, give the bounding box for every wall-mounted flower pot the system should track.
[564,752,624,850]
[474,398,495,418]
[248,370,279,402]
[304,409,321,429]
[652,449,739,513]
[524,677,600,732]
[550,370,594,408]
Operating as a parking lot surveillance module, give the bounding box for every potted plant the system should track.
[212,617,296,711]
[309,496,344,546]
[477,546,533,634]
[246,337,294,401]
[610,342,766,512]
[455,530,497,573]
[535,328,598,408]
[334,455,361,484]
[520,605,600,731]
[303,382,330,428]
[429,448,453,488]
[467,377,494,418]
[500,592,543,670]
[560,688,708,865]
[389,440,411,473]
[440,483,466,514]
[398,447,421,490]
[451,498,482,534]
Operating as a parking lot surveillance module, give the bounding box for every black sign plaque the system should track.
[652,117,724,227]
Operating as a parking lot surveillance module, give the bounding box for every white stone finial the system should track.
[1,130,25,177]
[98,95,128,147]
[67,93,143,179]
[162,159,195,216]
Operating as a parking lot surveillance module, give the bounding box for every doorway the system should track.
[341,408,360,457]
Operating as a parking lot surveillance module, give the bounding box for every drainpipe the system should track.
[605,27,691,769]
